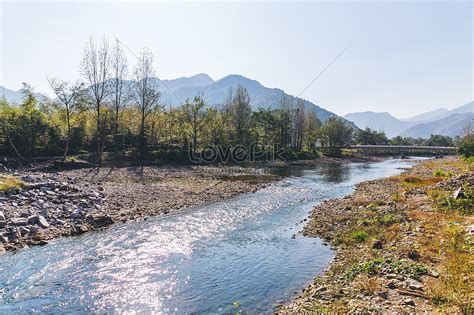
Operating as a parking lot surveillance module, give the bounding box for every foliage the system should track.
[316,117,353,156]
[423,134,454,147]
[355,128,388,145]
[351,230,368,243]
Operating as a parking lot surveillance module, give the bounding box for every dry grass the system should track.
[0,174,23,192]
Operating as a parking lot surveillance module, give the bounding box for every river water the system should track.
[0,159,413,314]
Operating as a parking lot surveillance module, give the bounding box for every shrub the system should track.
[351,230,368,243]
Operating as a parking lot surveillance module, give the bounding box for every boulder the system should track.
[86,213,114,228]
[71,224,89,235]
[18,226,30,237]
[0,211,5,221]
[27,215,50,229]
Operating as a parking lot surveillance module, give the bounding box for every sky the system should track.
[0,0,472,118]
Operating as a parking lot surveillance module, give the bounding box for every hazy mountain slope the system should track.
[448,101,473,115]
[401,108,449,123]
[160,73,214,93]
[0,86,47,104]
[345,101,473,138]
[401,112,474,138]
[159,74,342,123]
[344,111,414,137]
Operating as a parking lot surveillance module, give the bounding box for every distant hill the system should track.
[344,111,413,138]
[0,86,47,104]
[400,108,449,123]
[345,101,473,139]
[401,112,474,138]
[156,74,346,123]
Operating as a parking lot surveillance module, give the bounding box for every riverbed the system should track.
[0,159,414,313]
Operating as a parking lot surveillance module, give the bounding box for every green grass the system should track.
[351,230,369,243]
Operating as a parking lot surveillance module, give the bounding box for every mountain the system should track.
[160,73,214,93]
[157,74,343,123]
[401,108,449,123]
[0,73,348,125]
[344,111,413,138]
[0,85,47,104]
[401,112,474,138]
[345,101,473,138]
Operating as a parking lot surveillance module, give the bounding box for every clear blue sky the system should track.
[0,1,472,117]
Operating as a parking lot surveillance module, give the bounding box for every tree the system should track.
[229,85,252,145]
[81,37,111,166]
[133,48,161,157]
[356,128,388,145]
[422,134,454,147]
[180,94,214,155]
[316,117,353,156]
[110,39,129,152]
[458,121,474,158]
[304,110,321,151]
[293,98,306,151]
[47,79,86,160]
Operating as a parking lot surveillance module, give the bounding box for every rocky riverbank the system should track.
[278,157,473,313]
[0,165,275,252]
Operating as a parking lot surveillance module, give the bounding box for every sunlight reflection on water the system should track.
[0,159,414,314]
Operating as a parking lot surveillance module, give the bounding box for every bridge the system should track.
[350,145,458,156]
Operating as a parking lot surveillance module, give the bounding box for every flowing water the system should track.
[0,159,414,314]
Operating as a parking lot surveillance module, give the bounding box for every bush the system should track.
[458,141,474,158]
[351,230,368,243]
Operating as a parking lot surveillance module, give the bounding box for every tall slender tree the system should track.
[110,39,129,153]
[47,79,86,161]
[133,48,161,157]
[81,37,111,166]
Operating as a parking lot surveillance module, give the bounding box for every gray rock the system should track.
[71,224,89,235]
[408,280,423,291]
[18,226,30,236]
[376,290,389,299]
[453,187,463,199]
[429,270,440,278]
[0,212,6,221]
[372,239,383,249]
[86,213,114,228]
[28,215,50,229]
[12,218,28,226]
[403,298,415,306]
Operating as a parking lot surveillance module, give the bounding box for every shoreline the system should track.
[277,156,473,313]
[0,164,278,253]
[0,155,387,253]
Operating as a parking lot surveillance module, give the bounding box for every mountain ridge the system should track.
[344,101,474,138]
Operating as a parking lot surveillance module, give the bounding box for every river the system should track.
[0,159,414,314]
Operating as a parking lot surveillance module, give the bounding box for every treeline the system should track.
[0,37,355,164]
[355,129,458,147]
[0,37,469,165]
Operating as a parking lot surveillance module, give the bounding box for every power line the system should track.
[297,43,351,98]
[117,37,184,104]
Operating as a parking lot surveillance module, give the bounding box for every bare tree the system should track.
[230,85,252,145]
[133,48,161,157]
[81,37,111,166]
[110,39,129,153]
[47,79,86,161]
